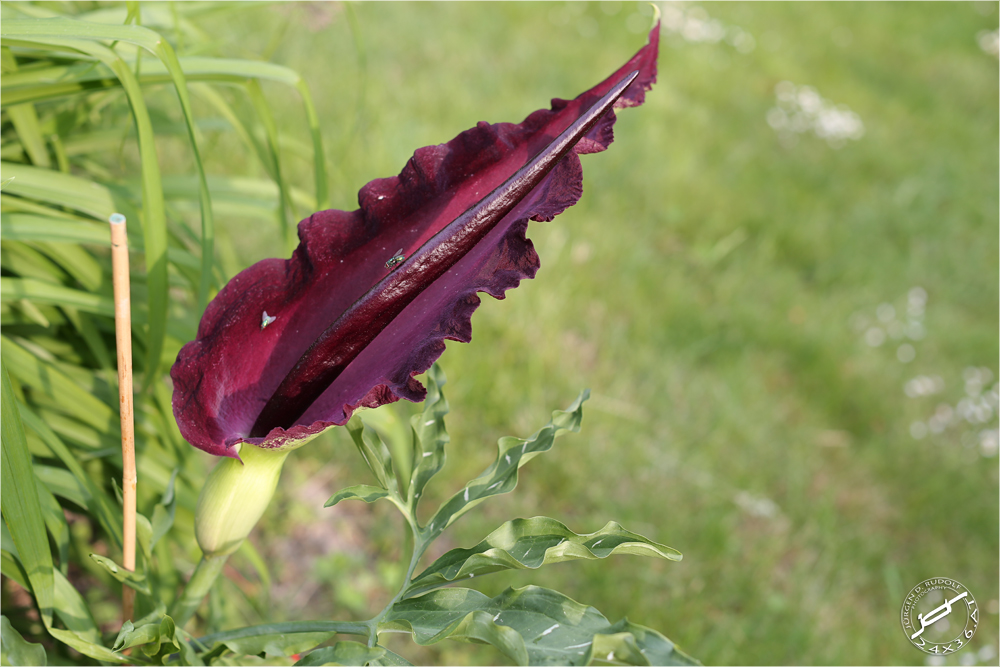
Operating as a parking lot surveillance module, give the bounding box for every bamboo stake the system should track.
[110,213,137,622]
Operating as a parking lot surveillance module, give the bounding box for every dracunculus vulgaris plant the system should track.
[169,25,660,624]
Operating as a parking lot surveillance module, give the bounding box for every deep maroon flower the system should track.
[171,25,659,458]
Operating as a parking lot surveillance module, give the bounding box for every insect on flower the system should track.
[385,249,406,270]
[260,311,277,330]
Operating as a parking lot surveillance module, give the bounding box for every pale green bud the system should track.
[194,443,291,558]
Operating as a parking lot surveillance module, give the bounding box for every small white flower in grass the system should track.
[768,81,864,147]
[906,321,925,340]
[897,344,916,363]
[877,303,895,322]
[865,327,886,347]
[977,29,999,58]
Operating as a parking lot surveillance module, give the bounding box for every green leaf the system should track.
[46,627,127,663]
[111,611,183,661]
[1,615,46,666]
[0,372,115,660]
[88,554,151,595]
[0,162,118,221]
[367,647,412,666]
[150,468,178,550]
[162,175,316,228]
[31,240,104,292]
[1,547,30,591]
[1,336,117,432]
[193,621,368,654]
[0,213,203,272]
[52,570,100,643]
[294,642,387,666]
[142,616,181,660]
[0,49,50,170]
[324,484,390,508]
[112,620,157,652]
[35,483,69,575]
[425,391,588,537]
[236,539,272,591]
[0,52,50,170]
[62,307,113,374]
[34,465,89,509]
[356,409,412,488]
[136,512,153,561]
[0,363,53,624]
[173,626,207,667]
[345,417,400,499]
[18,406,122,547]
[2,48,328,214]
[3,16,217,335]
[1,214,115,245]
[405,517,681,598]
[0,38,168,388]
[383,586,698,666]
[407,364,449,508]
[451,611,529,664]
[1,241,67,285]
[220,631,338,659]
[1,277,114,317]
[246,77,293,248]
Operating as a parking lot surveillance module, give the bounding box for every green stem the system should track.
[171,554,229,628]
[193,621,370,651]
[363,521,429,648]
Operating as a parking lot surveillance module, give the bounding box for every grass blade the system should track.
[1,364,54,625]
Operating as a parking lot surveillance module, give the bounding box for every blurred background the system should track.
[7,2,997,665]
[197,3,999,665]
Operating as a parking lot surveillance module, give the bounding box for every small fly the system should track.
[260,311,276,330]
[385,249,406,270]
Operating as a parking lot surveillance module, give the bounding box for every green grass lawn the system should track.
[187,3,998,664]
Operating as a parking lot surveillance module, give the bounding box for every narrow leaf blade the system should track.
[425,391,588,537]
[88,554,151,595]
[407,364,449,509]
[345,417,399,498]
[324,484,389,508]
[406,517,680,597]
[0,363,54,623]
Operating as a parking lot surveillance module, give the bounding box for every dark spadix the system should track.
[171,25,659,458]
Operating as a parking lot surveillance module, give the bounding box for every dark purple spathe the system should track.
[171,25,660,458]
